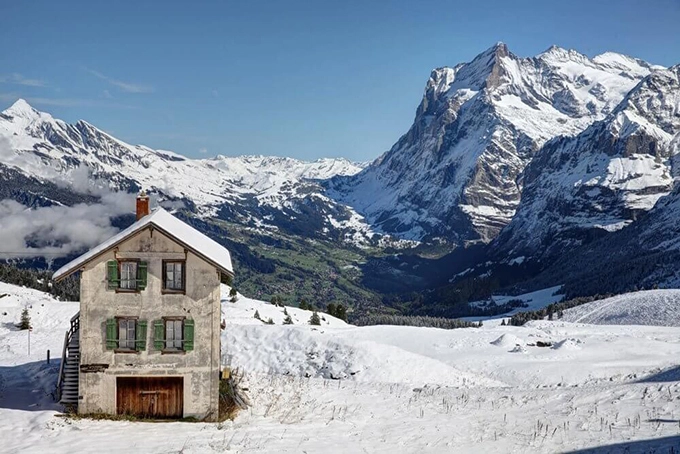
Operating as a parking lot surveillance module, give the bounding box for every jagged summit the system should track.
[329,44,661,243]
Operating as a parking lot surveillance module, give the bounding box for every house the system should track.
[52,192,234,421]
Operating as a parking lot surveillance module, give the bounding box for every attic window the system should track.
[163,260,185,293]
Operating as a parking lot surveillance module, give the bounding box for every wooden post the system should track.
[47,349,50,364]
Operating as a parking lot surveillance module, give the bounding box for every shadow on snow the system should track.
[0,359,62,412]
[566,435,680,453]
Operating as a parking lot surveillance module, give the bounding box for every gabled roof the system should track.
[52,208,233,282]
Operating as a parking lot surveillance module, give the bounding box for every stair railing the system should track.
[56,311,80,402]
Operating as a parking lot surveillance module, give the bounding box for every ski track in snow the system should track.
[2,282,680,452]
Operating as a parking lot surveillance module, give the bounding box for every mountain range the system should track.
[1,42,679,315]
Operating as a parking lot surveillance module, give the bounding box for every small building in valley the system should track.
[52,193,233,420]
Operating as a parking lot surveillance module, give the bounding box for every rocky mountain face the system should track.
[0,99,372,243]
[493,65,680,260]
[328,43,659,243]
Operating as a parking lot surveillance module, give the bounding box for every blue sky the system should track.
[1,0,678,161]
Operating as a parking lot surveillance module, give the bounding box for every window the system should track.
[120,261,138,290]
[154,318,194,352]
[163,260,185,292]
[118,318,136,349]
[165,319,183,350]
[106,318,147,352]
[107,260,147,291]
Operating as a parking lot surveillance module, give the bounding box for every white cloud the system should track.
[0,73,46,87]
[0,164,137,260]
[0,93,138,109]
[198,147,208,154]
[86,68,154,94]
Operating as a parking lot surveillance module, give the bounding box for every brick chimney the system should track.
[136,190,150,220]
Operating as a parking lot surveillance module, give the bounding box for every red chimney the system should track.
[136,191,150,220]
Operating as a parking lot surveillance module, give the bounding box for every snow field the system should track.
[2,283,680,452]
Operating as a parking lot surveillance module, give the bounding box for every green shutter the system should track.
[107,260,119,290]
[105,318,117,350]
[153,320,165,350]
[136,320,147,351]
[137,261,148,290]
[184,319,194,351]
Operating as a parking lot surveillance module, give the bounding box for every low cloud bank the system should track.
[0,164,136,260]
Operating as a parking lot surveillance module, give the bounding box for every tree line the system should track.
[0,263,79,301]
[353,314,482,329]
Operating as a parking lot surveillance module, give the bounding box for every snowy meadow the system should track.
[1,282,680,453]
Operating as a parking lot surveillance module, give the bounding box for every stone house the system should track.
[52,193,233,420]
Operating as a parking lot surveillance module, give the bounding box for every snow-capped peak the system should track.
[330,44,661,244]
[536,45,589,63]
[2,99,42,120]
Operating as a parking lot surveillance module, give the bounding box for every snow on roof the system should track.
[52,208,233,281]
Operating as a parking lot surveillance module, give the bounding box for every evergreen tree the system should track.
[19,307,30,330]
[283,313,293,325]
[253,310,261,321]
[500,319,506,326]
[327,303,337,318]
[265,317,275,325]
[309,311,321,326]
[335,304,347,322]
[229,287,238,303]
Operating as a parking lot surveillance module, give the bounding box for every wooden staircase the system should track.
[57,312,80,409]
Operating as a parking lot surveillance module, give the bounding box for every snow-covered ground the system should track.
[561,290,680,326]
[2,282,680,453]
[467,285,564,320]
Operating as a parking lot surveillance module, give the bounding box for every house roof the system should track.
[52,208,234,281]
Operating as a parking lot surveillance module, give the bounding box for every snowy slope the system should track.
[3,282,680,452]
[468,285,564,319]
[329,43,661,243]
[562,289,680,326]
[494,65,680,259]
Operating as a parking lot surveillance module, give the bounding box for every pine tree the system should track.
[265,317,275,325]
[335,304,347,322]
[19,307,30,330]
[229,287,238,303]
[253,310,261,321]
[327,303,337,318]
[500,319,506,326]
[309,311,321,326]
[283,313,293,325]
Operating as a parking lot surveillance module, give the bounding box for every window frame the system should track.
[114,316,139,353]
[162,260,186,294]
[161,316,186,354]
[116,259,141,293]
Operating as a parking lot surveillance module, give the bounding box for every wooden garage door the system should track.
[116,377,183,419]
